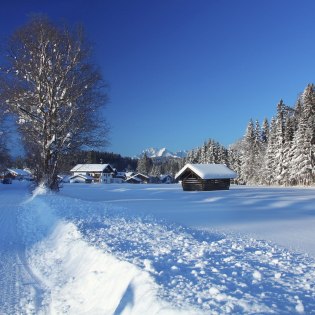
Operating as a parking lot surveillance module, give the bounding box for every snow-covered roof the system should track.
[135,173,150,179]
[7,168,32,176]
[70,174,94,180]
[175,164,237,180]
[70,164,113,173]
[125,175,142,183]
[125,171,135,178]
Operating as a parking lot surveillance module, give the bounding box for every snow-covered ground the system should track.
[1,182,315,314]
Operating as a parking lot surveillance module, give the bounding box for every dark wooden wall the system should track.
[182,178,230,191]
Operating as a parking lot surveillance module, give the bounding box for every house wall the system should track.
[72,171,113,183]
[100,173,112,183]
[182,178,230,191]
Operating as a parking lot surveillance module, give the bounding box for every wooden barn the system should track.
[175,163,237,191]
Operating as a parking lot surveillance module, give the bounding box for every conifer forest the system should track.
[186,83,315,186]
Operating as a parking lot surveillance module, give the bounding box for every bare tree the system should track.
[0,17,109,190]
[0,115,10,171]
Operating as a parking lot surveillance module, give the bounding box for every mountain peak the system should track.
[138,147,187,159]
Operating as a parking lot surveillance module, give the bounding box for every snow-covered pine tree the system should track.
[291,84,315,185]
[257,118,269,184]
[274,100,286,185]
[253,119,265,183]
[150,164,161,177]
[200,142,207,164]
[137,153,152,175]
[217,144,228,165]
[205,139,215,163]
[186,148,199,163]
[227,141,244,184]
[241,119,258,184]
[261,118,269,144]
[281,115,295,185]
[263,117,277,185]
[0,17,108,190]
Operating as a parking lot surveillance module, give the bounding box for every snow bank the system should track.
[19,193,199,314]
[28,221,197,315]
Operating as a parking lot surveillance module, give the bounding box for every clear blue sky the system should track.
[1,0,315,157]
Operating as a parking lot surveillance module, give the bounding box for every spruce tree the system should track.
[241,119,257,184]
[291,84,315,185]
[274,100,286,184]
[263,117,277,185]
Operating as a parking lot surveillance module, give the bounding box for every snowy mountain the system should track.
[139,147,187,159]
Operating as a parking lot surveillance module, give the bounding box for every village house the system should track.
[70,164,116,183]
[69,174,94,184]
[5,168,33,181]
[160,174,174,184]
[175,163,237,191]
[125,172,150,184]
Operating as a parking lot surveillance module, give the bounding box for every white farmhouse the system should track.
[70,164,115,183]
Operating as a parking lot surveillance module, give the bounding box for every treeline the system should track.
[187,84,315,186]
[57,150,138,173]
[233,84,315,186]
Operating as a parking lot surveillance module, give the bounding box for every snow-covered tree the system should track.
[137,153,152,175]
[200,142,207,164]
[263,117,277,185]
[227,141,244,184]
[241,119,261,184]
[274,100,286,184]
[291,84,315,185]
[0,106,10,170]
[261,118,269,144]
[0,17,108,190]
[281,115,295,185]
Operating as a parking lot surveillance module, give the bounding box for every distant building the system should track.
[125,173,150,184]
[6,168,33,181]
[160,174,174,184]
[125,176,142,184]
[70,174,94,184]
[70,164,115,183]
[175,163,237,191]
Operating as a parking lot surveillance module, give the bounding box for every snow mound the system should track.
[18,194,201,314]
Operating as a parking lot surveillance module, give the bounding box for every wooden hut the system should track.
[175,163,237,191]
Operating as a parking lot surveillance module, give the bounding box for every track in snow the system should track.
[0,183,45,314]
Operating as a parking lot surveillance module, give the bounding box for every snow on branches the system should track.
[0,17,108,190]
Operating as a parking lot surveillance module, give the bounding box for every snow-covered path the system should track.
[0,182,44,314]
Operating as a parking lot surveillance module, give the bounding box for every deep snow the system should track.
[1,182,315,314]
[60,183,315,257]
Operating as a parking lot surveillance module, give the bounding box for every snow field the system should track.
[19,189,315,315]
[18,191,200,314]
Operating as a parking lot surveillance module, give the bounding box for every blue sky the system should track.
[2,0,315,157]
